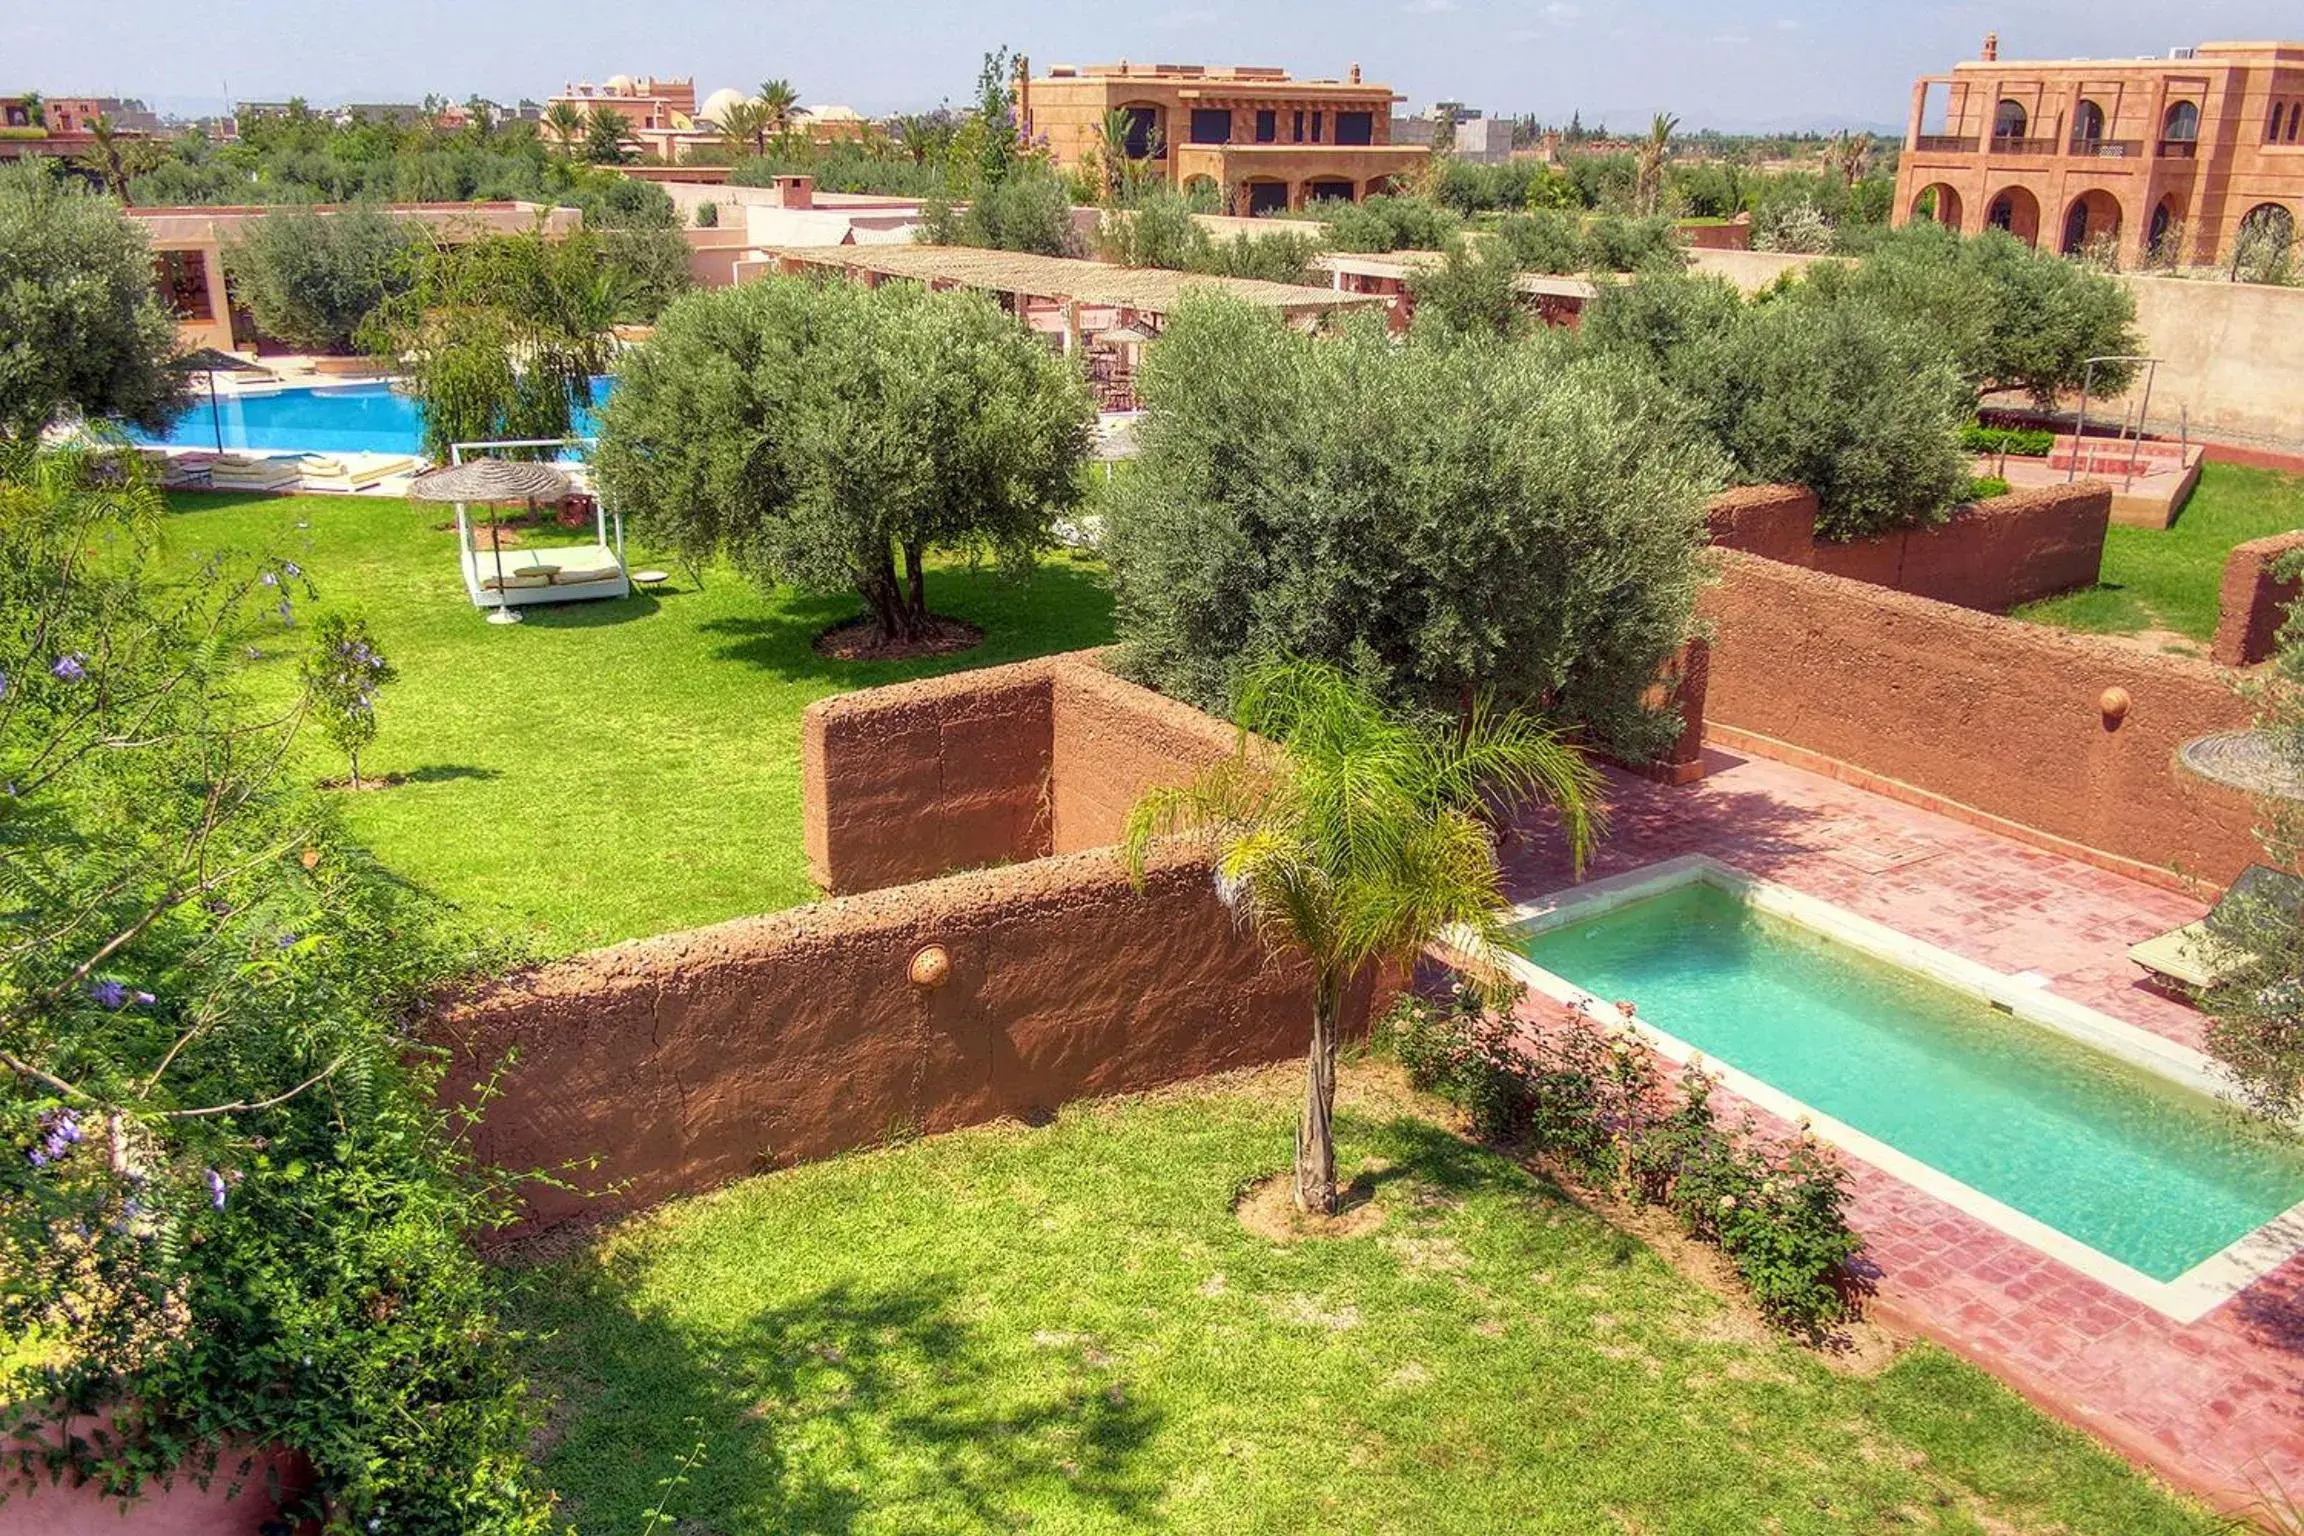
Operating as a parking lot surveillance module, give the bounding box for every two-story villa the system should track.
[1893,36,2303,265]
[1021,61,1427,216]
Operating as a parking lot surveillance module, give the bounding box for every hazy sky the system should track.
[8,0,2298,131]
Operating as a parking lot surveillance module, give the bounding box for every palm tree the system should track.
[758,79,800,142]
[1122,659,1601,1216]
[72,116,165,204]
[541,100,587,157]
[1633,111,1679,216]
[584,105,633,165]
[718,99,769,158]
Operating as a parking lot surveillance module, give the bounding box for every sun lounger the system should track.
[298,454,416,493]
[208,454,303,492]
[2129,863,2304,991]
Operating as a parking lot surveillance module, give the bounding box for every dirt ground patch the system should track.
[1235,1170,1389,1242]
[812,614,983,662]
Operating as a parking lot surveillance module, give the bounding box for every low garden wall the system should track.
[1706,482,2110,614]
[2211,530,2304,668]
[444,655,1360,1233]
[1699,554,2260,886]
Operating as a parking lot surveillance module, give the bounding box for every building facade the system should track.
[1894,37,2304,266]
[1021,61,1426,215]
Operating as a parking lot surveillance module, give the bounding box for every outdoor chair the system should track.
[2128,863,2304,993]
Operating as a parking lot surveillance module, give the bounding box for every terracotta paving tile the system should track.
[1497,751,2303,1511]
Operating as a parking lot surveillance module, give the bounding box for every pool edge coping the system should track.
[1469,853,2304,1326]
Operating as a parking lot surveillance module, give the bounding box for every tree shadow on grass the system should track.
[518,1264,1165,1535]
[695,563,1115,687]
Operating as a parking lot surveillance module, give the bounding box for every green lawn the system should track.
[2016,462,2304,642]
[158,492,1114,953]
[509,1062,2217,1536]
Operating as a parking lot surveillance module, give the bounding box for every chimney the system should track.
[1349,63,1363,84]
[1982,31,1999,61]
[775,174,815,209]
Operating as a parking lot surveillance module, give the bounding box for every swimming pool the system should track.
[132,379,613,457]
[1499,856,2304,1320]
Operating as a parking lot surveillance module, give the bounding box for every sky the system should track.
[7,0,2299,133]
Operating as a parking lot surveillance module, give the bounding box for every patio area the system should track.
[1498,748,2304,1509]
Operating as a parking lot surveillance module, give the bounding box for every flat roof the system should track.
[765,244,1387,315]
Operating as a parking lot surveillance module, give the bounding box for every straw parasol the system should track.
[407,458,573,626]
[168,347,271,453]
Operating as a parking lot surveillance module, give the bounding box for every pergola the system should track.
[764,243,1386,343]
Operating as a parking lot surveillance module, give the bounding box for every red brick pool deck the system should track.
[1498,748,2304,1513]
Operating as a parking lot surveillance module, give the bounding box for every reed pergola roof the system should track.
[766,244,1385,318]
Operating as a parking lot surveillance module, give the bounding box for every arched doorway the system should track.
[2072,98,2106,149]
[1984,185,2041,246]
[1913,183,1964,228]
[2148,195,2184,263]
[2236,203,2297,274]
[2060,189,2122,256]
[1993,99,2029,141]
[1305,178,1356,204]
[1240,178,1289,217]
[1115,103,1164,161]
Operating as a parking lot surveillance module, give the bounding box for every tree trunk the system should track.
[1295,967,1343,1216]
[856,545,920,644]
[901,540,928,629]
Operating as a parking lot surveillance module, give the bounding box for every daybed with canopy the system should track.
[407,440,630,624]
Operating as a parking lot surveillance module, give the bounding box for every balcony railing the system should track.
[2069,137,2143,158]
[2158,139,2200,159]
[1989,134,2061,156]
[1913,134,1974,153]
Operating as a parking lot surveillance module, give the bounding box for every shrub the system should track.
[597,275,1093,645]
[1958,423,2055,457]
[0,163,187,440]
[1494,209,1588,274]
[224,204,424,353]
[1407,239,1523,342]
[1318,193,1460,253]
[1494,210,1684,274]
[0,443,549,1531]
[1750,198,1833,255]
[1103,297,1724,758]
[919,168,1077,255]
[1380,994,1860,1336]
[1963,475,2012,502]
[1093,189,1319,284]
[301,611,398,788]
[693,199,718,228]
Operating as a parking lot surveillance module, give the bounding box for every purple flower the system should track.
[260,571,279,587]
[134,990,157,1007]
[0,670,9,699]
[277,600,295,626]
[26,1109,82,1168]
[50,654,87,683]
[283,561,302,578]
[205,1169,228,1210]
[87,979,127,1009]
[275,932,299,950]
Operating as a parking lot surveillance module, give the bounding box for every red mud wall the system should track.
[803,662,1054,894]
[1707,483,2110,613]
[2210,531,2304,667]
[436,847,1347,1230]
[442,655,1360,1232]
[1701,555,2260,883]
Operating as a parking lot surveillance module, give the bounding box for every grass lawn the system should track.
[510,1061,2217,1536]
[157,492,1113,953]
[2016,462,2304,642]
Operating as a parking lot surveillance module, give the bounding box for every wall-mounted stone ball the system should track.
[909,944,952,989]
[2100,687,2132,724]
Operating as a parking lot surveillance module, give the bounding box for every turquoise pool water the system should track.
[131,379,612,456]
[1516,881,2304,1281]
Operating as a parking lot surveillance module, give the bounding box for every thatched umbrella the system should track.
[407,458,573,626]
[167,347,271,453]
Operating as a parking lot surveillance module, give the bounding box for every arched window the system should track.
[2062,199,2093,256]
[2073,99,2106,145]
[2149,198,2177,257]
[1988,194,2015,231]
[1116,103,1162,160]
[2162,100,2200,141]
[2240,203,2297,250]
[2289,102,2303,142]
[1993,99,2029,139]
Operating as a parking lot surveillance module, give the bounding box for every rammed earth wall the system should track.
[439,655,1369,1234]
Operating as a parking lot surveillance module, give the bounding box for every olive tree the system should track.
[1102,298,1725,761]
[0,162,187,441]
[1804,222,2141,406]
[596,276,1094,644]
[224,204,425,353]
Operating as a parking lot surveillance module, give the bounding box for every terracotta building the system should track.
[1020,60,1426,215]
[1894,36,2304,266]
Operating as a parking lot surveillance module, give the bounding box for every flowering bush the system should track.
[1380,991,1861,1337]
[0,442,549,1532]
[300,612,397,788]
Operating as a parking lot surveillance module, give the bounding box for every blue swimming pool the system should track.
[1515,878,2304,1285]
[132,379,614,456]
